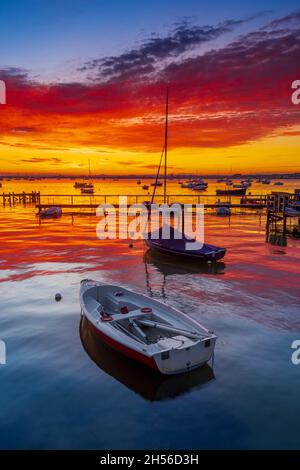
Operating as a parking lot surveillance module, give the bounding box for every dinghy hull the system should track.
[88,319,158,370]
[87,317,215,374]
[80,280,217,375]
[145,239,226,262]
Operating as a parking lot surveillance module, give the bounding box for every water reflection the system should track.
[143,250,226,299]
[79,317,215,402]
[266,229,287,247]
[144,249,226,276]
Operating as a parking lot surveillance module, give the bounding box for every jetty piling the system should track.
[266,190,300,243]
[2,191,40,206]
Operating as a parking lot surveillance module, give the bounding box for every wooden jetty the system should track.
[2,191,40,206]
[266,190,300,242]
[35,193,267,215]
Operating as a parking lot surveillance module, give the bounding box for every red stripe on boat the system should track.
[89,321,158,371]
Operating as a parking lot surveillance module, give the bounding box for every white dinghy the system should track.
[80,280,216,375]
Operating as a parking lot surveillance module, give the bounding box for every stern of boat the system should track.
[152,335,216,375]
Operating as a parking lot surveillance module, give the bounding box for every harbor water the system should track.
[0,178,299,449]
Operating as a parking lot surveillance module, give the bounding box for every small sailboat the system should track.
[80,280,216,375]
[146,88,226,262]
[80,160,94,193]
[146,225,226,261]
[39,207,62,218]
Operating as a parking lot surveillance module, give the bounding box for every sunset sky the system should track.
[0,0,300,175]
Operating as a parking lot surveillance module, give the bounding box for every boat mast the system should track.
[164,87,169,204]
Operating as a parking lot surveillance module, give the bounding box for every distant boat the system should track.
[80,279,217,375]
[216,206,231,216]
[76,160,95,191]
[74,182,94,189]
[151,181,163,187]
[39,207,62,218]
[137,180,141,185]
[192,182,208,191]
[261,179,271,184]
[233,181,250,189]
[142,184,149,190]
[81,187,94,194]
[274,182,284,186]
[285,201,300,216]
[216,187,247,196]
[74,160,94,190]
[74,182,86,189]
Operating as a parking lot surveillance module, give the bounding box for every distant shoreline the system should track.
[1,173,300,180]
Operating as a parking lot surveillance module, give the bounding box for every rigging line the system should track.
[151,145,165,205]
[164,87,169,205]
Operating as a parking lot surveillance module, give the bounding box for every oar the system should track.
[136,319,208,340]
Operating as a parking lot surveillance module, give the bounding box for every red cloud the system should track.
[1,12,300,152]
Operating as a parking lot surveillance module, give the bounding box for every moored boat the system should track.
[81,187,94,194]
[216,206,231,216]
[216,187,247,196]
[146,225,226,262]
[284,201,300,216]
[39,207,62,218]
[74,181,86,189]
[80,280,217,375]
[145,88,226,262]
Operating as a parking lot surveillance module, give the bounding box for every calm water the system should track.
[0,179,300,449]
